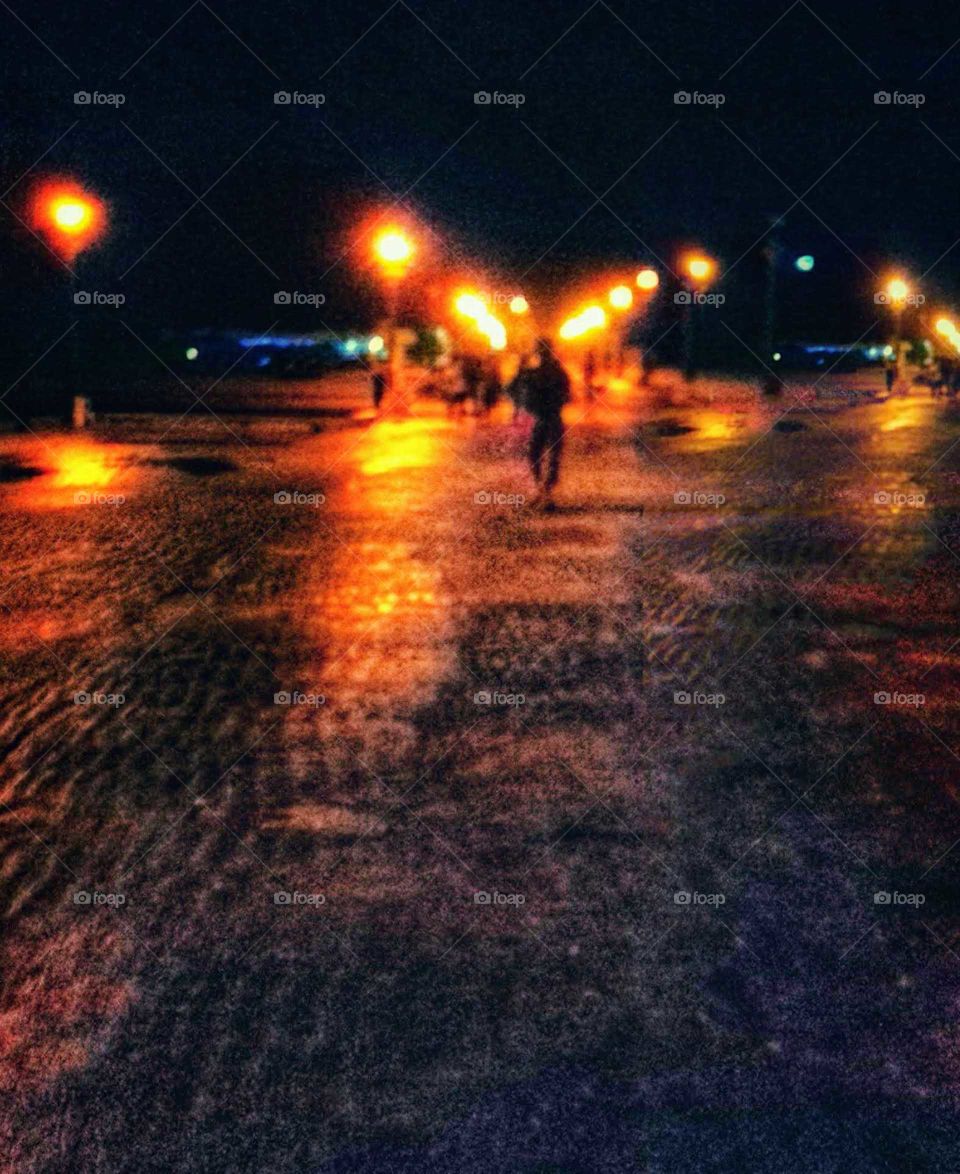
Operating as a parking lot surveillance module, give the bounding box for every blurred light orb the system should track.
[52,199,90,232]
[636,268,659,291]
[795,254,815,272]
[609,285,633,310]
[687,256,713,282]
[886,278,909,302]
[369,334,385,353]
[185,347,199,361]
[509,295,529,315]
[374,229,413,265]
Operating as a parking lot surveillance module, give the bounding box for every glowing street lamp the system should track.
[885,277,910,304]
[685,253,715,285]
[608,285,633,311]
[558,304,607,341]
[679,251,717,382]
[371,226,416,411]
[373,228,413,274]
[880,276,913,390]
[636,267,659,292]
[509,295,529,315]
[30,180,106,262]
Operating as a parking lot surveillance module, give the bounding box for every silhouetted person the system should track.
[583,350,598,401]
[884,362,895,393]
[371,367,387,411]
[461,356,483,412]
[526,339,570,508]
[480,361,502,414]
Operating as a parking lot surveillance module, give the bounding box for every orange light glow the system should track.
[559,304,607,341]
[509,295,529,315]
[636,268,659,291]
[29,180,106,260]
[374,228,413,269]
[885,277,910,303]
[685,254,715,284]
[51,443,117,489]
[454,292,488,319]
[609,285,633,310]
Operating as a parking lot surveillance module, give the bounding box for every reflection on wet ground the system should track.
[2,378,960,1168]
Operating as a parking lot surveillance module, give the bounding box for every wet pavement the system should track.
[2,372,960,1171]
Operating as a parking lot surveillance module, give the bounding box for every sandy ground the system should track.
[1,370,960,1171]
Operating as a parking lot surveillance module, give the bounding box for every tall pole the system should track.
[683,295,696,382]
[762,219,781,395]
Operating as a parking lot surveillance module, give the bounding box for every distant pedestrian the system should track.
[525,339,570,508]
[461,356,483,413]
[884,362,895,393]
[371,366,388,411]
[505,360,529,422]
[480,361,502,414]
[583,350,598,401]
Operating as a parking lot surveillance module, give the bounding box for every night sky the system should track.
[2,0,959,364]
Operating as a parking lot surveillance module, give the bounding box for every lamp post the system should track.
[607,284,633,375]
[680,252,715,382]
[635,268,659,383]
[30,180,107,424]
[882,277,910,392]
[372,227,415,412]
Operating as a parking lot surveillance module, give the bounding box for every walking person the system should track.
[371,364,388,412]
[525,338,570,510]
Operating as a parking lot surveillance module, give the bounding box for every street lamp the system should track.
[680,251,716,382]
[881,276,912,391]
[29,179,107,425]
[372,226,415,411]
[608,285,633,311]
[509,295,529,315]
[31,180,106,263]
[636,267,659,292]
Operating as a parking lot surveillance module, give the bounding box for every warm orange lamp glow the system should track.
[609,285,633,310]
[29,180,106,260]
[686,254,715,283]
[636,268,659,291]
[374,229,413,268]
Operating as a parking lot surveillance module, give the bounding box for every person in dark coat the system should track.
[525,339,570,508]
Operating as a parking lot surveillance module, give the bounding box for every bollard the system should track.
[72,395,92,429]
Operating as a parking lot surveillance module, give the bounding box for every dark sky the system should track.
[2,0,959,361]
